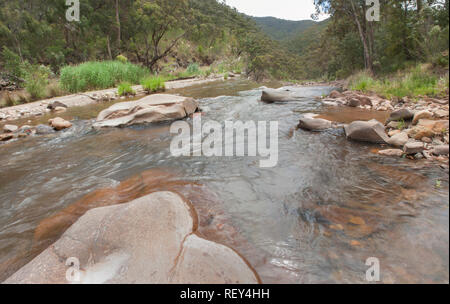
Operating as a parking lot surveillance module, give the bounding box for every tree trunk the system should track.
[417,0,423,12]
[349,0,373,73]
[115,0,121,50]
[107,35,113,60]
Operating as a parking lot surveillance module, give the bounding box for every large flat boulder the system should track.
[5,192,259,284]
[93,94,198,128]
[344,119,389,144]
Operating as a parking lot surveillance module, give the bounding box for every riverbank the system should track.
[0,75,230,123]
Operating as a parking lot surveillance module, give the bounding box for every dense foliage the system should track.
[252,17,318,41]
[0,0,304,83]
[302,0,449,79]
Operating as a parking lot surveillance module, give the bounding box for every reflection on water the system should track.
[0,79,448,283]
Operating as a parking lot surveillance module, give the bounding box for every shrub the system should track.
[118,82,135,96]
[59,61,149,93]
[2,92,16,107]
[141,76,165,94]
[186,63,200,76]
[46,82,65,98]
[1,47,26,80]
[116,54,128,63]
[24,64,51,100]
[348,65,443,99]
[349,72,376,91]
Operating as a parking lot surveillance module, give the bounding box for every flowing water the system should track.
[0,79,448,283]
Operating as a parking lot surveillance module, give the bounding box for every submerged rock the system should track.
[344,119,389,144]
[35,124,55,135]
[5,192,259,284]
[93,94,198,128]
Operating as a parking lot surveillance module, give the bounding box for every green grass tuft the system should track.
[141,76,165,94]
[59,61,149,93]
[117,82,136,96]
[348,64,446,99]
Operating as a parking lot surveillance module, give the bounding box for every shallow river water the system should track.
[0,79,448,283]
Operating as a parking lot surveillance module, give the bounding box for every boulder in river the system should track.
[432,145,449,156]
[378,149,404,157]
[49,117,72,131]
[5,191,259,284]
[412,110,433,125]
[329,90,343,99]
[93,94,198,128]
[3,124,18,133]
[35,124,55,135]
[387,108,415,123]
[261,89,298,103]
[47,101,68,110]
[0,133,13,141]
[347,95,372,107]
[387,132,409,148]
[407,119,450,140]
[403,142,425,155]
[298,116,332,131]
[344,119,389,144]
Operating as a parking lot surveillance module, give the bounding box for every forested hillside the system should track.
[252,16,317,41]
[0,0,306,86]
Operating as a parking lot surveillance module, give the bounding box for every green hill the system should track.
[283,19,330,56]
[252,16,317,41]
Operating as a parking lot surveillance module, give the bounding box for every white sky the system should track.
[223,0,325,21]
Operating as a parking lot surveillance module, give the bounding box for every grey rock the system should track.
[403,142,425,155]
[344,119,389,144]
[387,108,415,122]
[35,124,55,135]
[5,192,259,284]
[298,117,332,131]
[94,94,198,128]
[432,145,449,156]
[261,90,297,103]
[3,124,18,133]
[387,132,409,148]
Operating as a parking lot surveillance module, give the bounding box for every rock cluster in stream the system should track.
[0,116,72,143]
[291,89,449,164]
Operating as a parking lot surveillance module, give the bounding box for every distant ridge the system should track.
[251,16,318,41]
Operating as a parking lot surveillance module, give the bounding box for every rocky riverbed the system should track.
[261,86,449,165]
[1,80,448,284]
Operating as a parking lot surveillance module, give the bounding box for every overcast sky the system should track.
[224,0,325,21]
